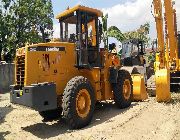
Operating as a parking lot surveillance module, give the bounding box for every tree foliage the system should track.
[108,22,150,43]
[124,22,150,43]
[0,0,54,62]
[108,26,126,42]
[101,14,150,45]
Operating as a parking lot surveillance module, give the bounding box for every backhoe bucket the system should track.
[155,69,171,102]
[132,74,148,101]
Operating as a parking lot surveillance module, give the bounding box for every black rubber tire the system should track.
[62,76,95,129]
[112,70,133,109]
[39,108,62,121]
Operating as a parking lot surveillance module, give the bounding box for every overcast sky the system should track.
[52,0,180,40]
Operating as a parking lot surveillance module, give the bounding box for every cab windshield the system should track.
[59,11,97,44]
[121,43,136,58]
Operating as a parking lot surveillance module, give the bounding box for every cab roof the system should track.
[56,5,103,19]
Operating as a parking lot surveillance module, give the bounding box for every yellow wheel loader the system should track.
[10,5,147,129]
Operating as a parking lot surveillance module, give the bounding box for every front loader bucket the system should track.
[155,69,171,102]
[132,74,148,101]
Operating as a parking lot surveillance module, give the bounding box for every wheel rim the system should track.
[76,89,91,118]
[123,79,131,100]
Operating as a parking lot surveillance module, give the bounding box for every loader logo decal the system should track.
[46,47,60,51]
[28,46,65,52]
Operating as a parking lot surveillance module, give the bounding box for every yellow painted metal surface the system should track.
[56,5,103,19]
[155,69,171,102]
[153,0,180,102]
[153,0,165,68]
[153,0,179,71]
[24,43,100,99]
[164,0,178,61]
[132,74,148,101]
[15,42,123,102]
[80,68,102,100]
[25,43,76,94]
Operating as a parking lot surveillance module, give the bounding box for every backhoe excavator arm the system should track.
[153,0,171,102]
[164,0,179,69]
[153,0,165,68]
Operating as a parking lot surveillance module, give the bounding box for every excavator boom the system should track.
[153,0,173,102]
[153,0,165,68]
[164,0,178,61]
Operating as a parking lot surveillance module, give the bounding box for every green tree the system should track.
[0,0,54,62]
[108,26,125,42]
[124,22,150,43]
[108,22,150,44]
[10,0,54,46]
[0,0,13,61]
[107,23,150,57]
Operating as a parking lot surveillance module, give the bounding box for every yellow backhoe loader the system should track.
[153,0,180,102]
[10,5,147,129]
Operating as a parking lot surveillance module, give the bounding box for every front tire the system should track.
[62,76,95,129]
[112,70,133,108]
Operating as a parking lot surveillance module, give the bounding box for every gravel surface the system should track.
[0,92,180,140]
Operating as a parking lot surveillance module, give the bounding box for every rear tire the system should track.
[62,76,95,129]
[112,70,133,108]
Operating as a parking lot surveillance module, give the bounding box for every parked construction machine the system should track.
[121,39,146,67]
[121,39,147,78]
[10,5,147,129]
[153,0,180,102]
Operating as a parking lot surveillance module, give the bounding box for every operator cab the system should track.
[121,39,146,66]
[56,5,103,69]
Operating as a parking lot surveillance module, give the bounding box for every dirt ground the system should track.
[0,92,180,140]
